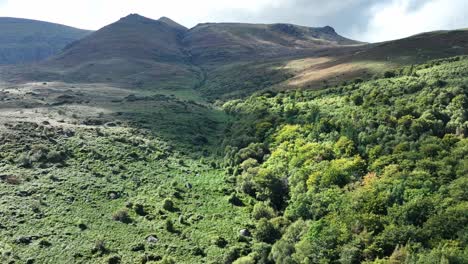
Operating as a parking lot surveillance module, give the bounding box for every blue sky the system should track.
[0,0,467,42]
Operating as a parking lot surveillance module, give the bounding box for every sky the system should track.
[0,0,467,42]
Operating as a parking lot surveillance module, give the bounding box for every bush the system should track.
[165,219,175,232]
[351,94,364,106]
[162,198,174,211]
[254,219,279,244]
[91,240,108,255]
[18,154,32,167]
[112,209,132,223]
[77,220,87,231]
[223,246,242,263]
[271,240,295,263]
[252,202,276,220]
[212,236,228,248]
[134,203,147,216]
[384,71,396,78]
[250,242,272,264]
[46,150,66,163]
[228,193,244,206]
[107,255,121,264]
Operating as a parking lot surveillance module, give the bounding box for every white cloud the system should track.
[359,0,468,42]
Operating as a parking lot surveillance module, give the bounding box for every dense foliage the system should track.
[222,56,468,263]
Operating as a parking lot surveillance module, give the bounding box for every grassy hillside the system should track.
[221,56,468,263]
[0,17,90,65]
[1,55,466,263]
[0,81,248,263]
[0,126,250,263]
[274,29,468,90]
[181,28,468,100]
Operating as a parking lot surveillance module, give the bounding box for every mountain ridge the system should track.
[0,17,91,64]
[1,14,467,100]
[0,14,362,90]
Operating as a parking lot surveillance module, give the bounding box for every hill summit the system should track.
[158,16,188,32]
[40,14,195,87]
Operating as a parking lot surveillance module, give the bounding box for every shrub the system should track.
[384,71,396,78]
[252,202,276,220]
[165,219,175,232]
[353,78,364,84]
[212,236,228,248]
[38,239,52,248]
[18,154,32,167]
[112,209,132,223]
[254,219,279,244]
[77,220,87,230]
[223,246,242,263]
[250,242,272,264]
[91,240,108,255]
[46,150,66,163]
[134,203,147,216]
[107,255,121,264]
[162,198,174,211]
[351,94,364,106]
[334,136,355,157]
[228,193,244,206]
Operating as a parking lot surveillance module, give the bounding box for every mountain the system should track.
[158,16,188,32]
[183,22,362,64]
[0,17,91,64]
[54,14,187,65]
[35,14,197,88]
[1,14,466,99]
[16,14,361,90]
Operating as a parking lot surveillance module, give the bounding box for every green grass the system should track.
[0,126,250,263]
[104,92,229,152]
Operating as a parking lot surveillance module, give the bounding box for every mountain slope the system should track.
[1,15,466,101]
[12,15,361,90]
[183,22,361,64]
[53,14,187,65]
[40,14,197,87]
[0,17,91,64]
[158,16,188,32]
[274,28,468,89]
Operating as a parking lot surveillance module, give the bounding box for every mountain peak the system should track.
[158,16,187,31]
[321,25,336,34]
[119,13,156,23]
